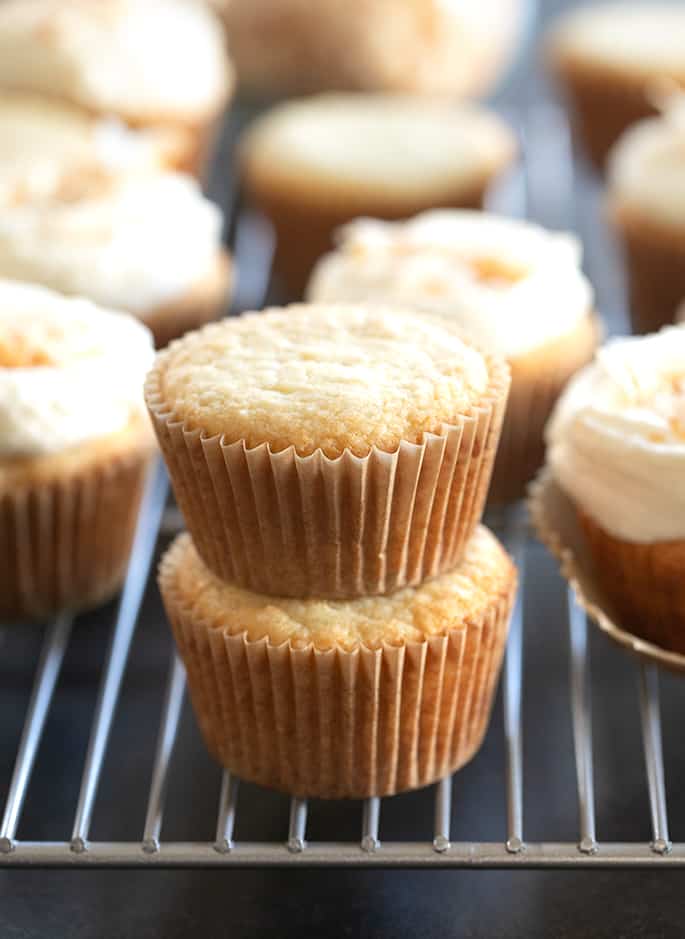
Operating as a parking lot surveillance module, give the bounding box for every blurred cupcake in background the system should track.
[0,280,155,621]
[0,164,232,348]
[546,2,685,170]
[543,325,685,654]
[241,95,516,296]
[607,95,685,335]
[214,0,524,99]
[308,211,600,503]
[0,0,233,178]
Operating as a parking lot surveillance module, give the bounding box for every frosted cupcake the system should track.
[308,211,600,503]
[146,304,510,599]
[0,280,155,621]
[0,0,233,178]
[546,2,685,170]
[0,90,190,200]
[159,524,516,798]
[219,0,523,99]
[241,95,516,296]
[545,326,685,653]
[607,95,685,334]
[0,169,231,348]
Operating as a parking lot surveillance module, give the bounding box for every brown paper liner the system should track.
[140,250,233,349]
[145,355,510,599]
[488,312,600,504]
[159,545,515,798]
[244,172,505,300]
[548,53,661,171]
[529,470,685,673]
[610,203,685,335]
[0,441,152,622]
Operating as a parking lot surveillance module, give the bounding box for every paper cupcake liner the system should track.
[146,356,510,599]
[611,204,685,335]
[159,550,514,799]
[549,54,656,170]
[0,445,152,622]
[529,470,685,674]
[488,313,599,504]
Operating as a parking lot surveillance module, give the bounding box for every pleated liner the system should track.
[0,447,151,621]
[145,356,509,599]
[159,553,515,799]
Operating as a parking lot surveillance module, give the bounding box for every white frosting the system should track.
[244,97,515,196]
[608,95,685,226]
[546,325,685,542]
[0,0,231,121]
[307,211,593,358]
[551,3,685,76]
[0,172,223,313]
[0,279,154,458]
[0,92,174,204]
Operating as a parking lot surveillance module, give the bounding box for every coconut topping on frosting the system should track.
[546,324,685,542]
[152,304,498,458]
[0,172,223,314]
[0,0,232,122]
[307,211,593,359]
[608,95,685,226]
[0,280,154,458]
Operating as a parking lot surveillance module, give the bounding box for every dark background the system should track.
[2,1,684,936]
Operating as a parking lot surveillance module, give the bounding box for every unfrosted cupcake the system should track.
[0,169,231,348]
[308,211,600,503]
[241,95,516,296]
[218,0,523,99]
[159,524,516,798]
[545,325,685,653]
[0,279,155,621]
[546,2,685,170]
[607,95,685,335]
[146,304,510,599]
[0,0,233,178]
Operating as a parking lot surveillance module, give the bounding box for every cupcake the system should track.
[308,211,600,503]
[0,279,155,621]
[159,524,516,798]
[0,169,231,348]
[218,0,524,100]
[0,0,233,178]
[240,95,516,297]
[146,304,510,599]
[544,325,685,654]
[607,95,685,335]
[0,90,189,198]
[546,2,685,170]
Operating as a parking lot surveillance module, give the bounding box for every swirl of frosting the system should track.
[0,172,223,313]
[0,279,154,458]
[307,211,593,359]
[546,325,685,542]
[608,94,685,227]
[0,0,232,121]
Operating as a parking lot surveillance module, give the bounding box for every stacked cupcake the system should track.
[148,304,517,798]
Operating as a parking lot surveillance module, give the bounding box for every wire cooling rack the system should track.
[0,103,683,870]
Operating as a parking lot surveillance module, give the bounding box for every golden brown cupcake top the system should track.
[150,304,505,458]
[161,526,516,652]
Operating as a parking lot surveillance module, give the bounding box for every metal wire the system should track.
[638,665,671,855]
[567,591,597,854]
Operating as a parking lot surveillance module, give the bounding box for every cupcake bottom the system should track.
[140,250,233,348]
[611,204,685,335]
[159,529,516,798]
[488,311,600,504]
[0,417,154,622]
[579,510,685,655]
[551,55,659,170]
[248,173,501,300]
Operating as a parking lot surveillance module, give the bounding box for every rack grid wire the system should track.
[0,101,682,870]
